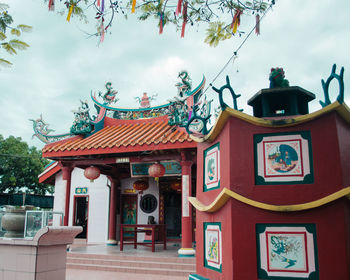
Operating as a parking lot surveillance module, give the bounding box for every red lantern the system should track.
[148,162,165,181]
[133,179,149,191]
[171,181,182,192]
[84,166,100,182]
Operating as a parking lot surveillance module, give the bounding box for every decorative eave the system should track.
[190,101,350,143]
[188,186,350,213]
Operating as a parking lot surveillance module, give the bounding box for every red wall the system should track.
[195,111,350,279]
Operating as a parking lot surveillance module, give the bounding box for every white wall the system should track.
[53,168,109,244]
[52,172,65,226]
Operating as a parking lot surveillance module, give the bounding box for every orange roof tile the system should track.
[42,116,195,157]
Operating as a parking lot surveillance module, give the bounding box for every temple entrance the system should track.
[73,196,89,239]
[164,191,181,239]
[121,195,137,239]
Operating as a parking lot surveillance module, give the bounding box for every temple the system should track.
[37,65,350,279]
[37,71,205,256]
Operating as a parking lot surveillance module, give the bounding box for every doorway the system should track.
[73,196,89,239]
[164,191,181,238]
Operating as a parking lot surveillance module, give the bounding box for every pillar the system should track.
[107,177,118,245]
[62,166,73,226]
[178,158,195,256]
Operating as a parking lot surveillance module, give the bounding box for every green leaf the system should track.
[1,42,17,55]
[0,31,6,40]
[11,28,21,36]
[17,24,32,33]
[9,39,29,50]
[0,58,12,67]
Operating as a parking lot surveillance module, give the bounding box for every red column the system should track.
[178,159,195,256]
[62,166,73,226]
[107,178,118,245]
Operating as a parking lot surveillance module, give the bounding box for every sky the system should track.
[1,0,350,149]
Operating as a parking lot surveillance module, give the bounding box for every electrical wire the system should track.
[204,2,275,93]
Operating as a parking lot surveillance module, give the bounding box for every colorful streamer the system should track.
[176,0,182,16]
[66,4,74,22]
[97,0,101,7]
[159,13,164,34]
[255,14,260,35]
[48,0,54,11]
[100,22,105,43]
[101,0,105,12]
[132,0,136,13]
[231,9,242,34]
[181,1,187,38]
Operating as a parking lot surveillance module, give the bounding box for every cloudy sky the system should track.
[1,0,349,149]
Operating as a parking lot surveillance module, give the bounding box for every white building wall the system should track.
[121,177,159,242]
[52,167,109,244]
[53,172,65,226]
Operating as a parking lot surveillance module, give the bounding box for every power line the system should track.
[204,2,274,93]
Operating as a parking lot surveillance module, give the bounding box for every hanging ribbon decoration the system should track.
[231,9,242,34]
[101,0,105,13]
[255,14,260,35]
[181,1,188,38]
[132,0,136,13]
[48,0,54,11]
[100,21,105,43]
[159,13,164,34]
[97,0,101,7]
[66,4,74,22]
[176,0,182,16]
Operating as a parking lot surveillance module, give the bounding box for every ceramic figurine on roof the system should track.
[175,70,192,98]
[134,93,157,108]
[30,114,72,144]
[70,100,94,135]
[98,82,119,105]
[269,67,290,88]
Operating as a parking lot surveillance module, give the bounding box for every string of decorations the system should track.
[45,0,273,44]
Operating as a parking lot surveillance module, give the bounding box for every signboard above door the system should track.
[130,161,181,177]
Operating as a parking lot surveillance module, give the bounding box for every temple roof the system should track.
[42,115,196,158]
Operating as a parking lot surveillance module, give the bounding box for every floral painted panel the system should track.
[204,222,222,272]
[204,143,220,191]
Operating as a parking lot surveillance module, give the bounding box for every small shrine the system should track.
[187,65,350,279]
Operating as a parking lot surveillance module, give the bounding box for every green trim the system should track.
[256,223,319,280]
[203,142,221,192]
[189,274,210,280]
[203,222,222,273]
[254,131,314,185]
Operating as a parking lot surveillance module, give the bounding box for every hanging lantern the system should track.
[84,166,100,182]
[171,181,182,192]
[148,162,165,182]
[133,179,149,191]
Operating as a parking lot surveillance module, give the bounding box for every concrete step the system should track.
[66,252,195,277]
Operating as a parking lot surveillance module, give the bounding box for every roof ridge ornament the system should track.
[320,64,345,107]
[98,82,119,105]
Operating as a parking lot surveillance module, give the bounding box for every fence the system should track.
[0,193,53,209]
